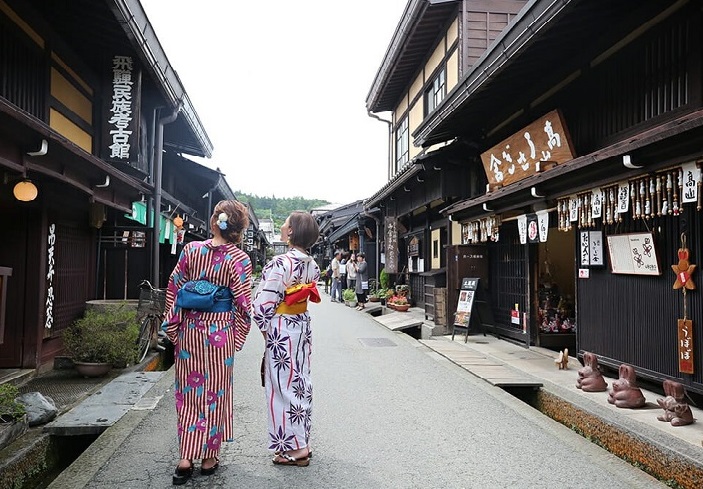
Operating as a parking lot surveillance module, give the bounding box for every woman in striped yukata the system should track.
[253,211,320,467]
[162,200,252,485]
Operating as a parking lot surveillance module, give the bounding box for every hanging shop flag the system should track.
[681,162,699,204]
[536,210,549,243]
[517,215,527,244]
[617,182,630,214]
[591,189,603,219]
[527,214,539,244]
[569,196,578,222]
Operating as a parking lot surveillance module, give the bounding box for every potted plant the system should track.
[395,284,410,297]
[388,295,410,312]
[0,384,27,451]
[367,280,380,302]
[342,288,357,307]
[63,306,141,377]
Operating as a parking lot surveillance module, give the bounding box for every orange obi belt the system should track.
[275,282,321,315]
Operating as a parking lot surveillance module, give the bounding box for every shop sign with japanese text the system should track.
[102,55,142,165]
[384,217,398,274]
[480,109,575,186]
[678,319,694,374]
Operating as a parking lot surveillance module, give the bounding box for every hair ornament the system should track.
[217,212,228,230]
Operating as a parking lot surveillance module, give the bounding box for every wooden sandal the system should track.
[272,452,310,466]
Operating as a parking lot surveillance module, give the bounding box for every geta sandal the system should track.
[172,461,193,485]
[201,457,219,476]
[272,452,310,466]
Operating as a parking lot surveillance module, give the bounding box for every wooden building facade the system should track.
[365,0,527,328]
[413,0,703,395]
[0,0,223,370]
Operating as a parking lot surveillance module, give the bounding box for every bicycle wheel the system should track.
[137,315,156,363]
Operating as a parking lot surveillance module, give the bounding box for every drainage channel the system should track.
[3,349,173,489]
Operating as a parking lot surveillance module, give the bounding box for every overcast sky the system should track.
[141,0,408,205]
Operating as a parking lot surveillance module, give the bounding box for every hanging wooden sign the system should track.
[480,109,575,187]
[673,234,695,374]
[677,319,694,374]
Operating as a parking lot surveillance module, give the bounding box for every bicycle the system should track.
[137,280,167,363]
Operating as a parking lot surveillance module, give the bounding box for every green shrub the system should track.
[379,268,390,289]
[0,384,25,423]
[63,306,140,366]
[342,288,357,302]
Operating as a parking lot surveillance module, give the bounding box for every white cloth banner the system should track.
[681,162,699,204]
[517,215,527,244]
[537,210,549,243]
[617,183,630,214]
[569,197,579,222]
[591,189,603,219]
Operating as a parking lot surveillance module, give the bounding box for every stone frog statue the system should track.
[608,364,646,408]
[657,379,695,426]
[576,352,608,392]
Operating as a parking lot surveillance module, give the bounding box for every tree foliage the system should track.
[235,191,329,230]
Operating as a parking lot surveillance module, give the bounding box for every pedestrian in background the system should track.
[355,252,368,310]
[346,252,357,291]
[253,211,320,467]
[339,253,348,290]
[162,200,252,485]
[330,250,342,302]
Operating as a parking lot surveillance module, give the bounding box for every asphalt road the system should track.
[50,297,665,488]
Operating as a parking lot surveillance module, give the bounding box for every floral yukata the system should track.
[162,240,252,462]
[253,248,320,454]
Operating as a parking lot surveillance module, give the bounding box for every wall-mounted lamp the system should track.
[622,154,643,169]
[95,175,110,188]
[530,187,545,198]
[13,179,38,202]
[27,139,48,157]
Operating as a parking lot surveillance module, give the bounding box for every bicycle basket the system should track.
[138,288,167,315]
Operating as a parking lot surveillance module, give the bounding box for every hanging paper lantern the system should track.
[13,180,38,202]
[173,215,184,229]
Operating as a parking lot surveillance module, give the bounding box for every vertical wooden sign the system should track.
[677,319,694,374]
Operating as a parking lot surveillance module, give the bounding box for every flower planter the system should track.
[74,361,112,378]
[368,296,380,303]
[393,304,410,312]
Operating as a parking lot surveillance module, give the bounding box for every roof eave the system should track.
[413,0,569,147]
[110,0,214,158]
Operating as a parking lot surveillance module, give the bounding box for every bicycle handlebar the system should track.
[139,279,154,289]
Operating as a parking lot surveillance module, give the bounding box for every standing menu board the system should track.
[452,278,479,343]
[606,232,660,275]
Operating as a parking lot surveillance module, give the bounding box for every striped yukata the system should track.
[162,240,252,462]
[253,249,320,454]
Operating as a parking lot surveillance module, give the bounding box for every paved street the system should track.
[50,298,664,488]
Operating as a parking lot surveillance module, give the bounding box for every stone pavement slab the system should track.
[43,371,165,436]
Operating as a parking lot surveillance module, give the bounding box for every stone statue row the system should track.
[575,351,694,427]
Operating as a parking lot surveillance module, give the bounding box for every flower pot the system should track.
[74,361,112,378]
[368,296,380,303]
[393,304,410,312]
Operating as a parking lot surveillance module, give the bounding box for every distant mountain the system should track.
[235,192,330,230]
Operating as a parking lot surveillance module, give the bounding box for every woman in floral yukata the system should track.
[253,211,320,467]
[162,200,252,485]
